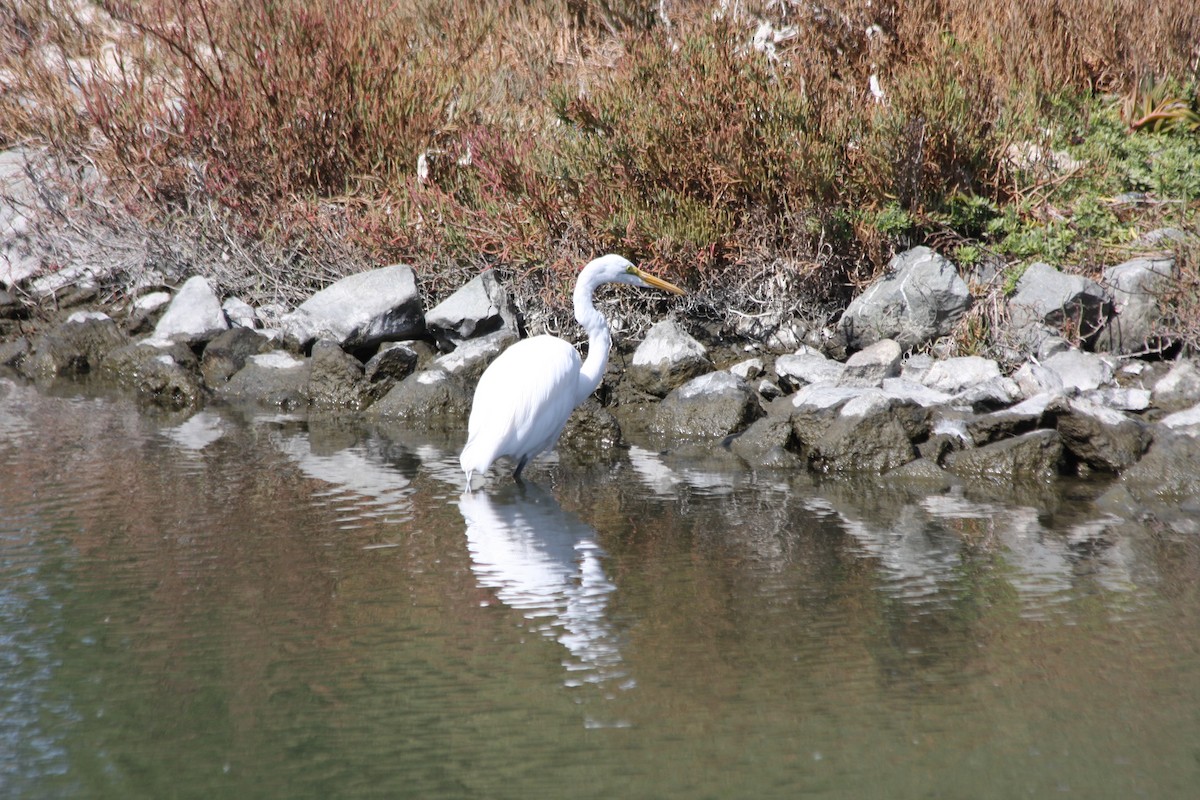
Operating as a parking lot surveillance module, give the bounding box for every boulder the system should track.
[653,371,763,438]
[801,395,918,474]
[879,378,952,408]
[628,320,711,396]
[97,340,205,410]
[1095,255,1175,355]
[1013,361,1064,398]
[921,356,1001,394]
[775,348,845,390]
[950,376,1021,412]
[1042,350,1114,392]
[1160,403,1200,436]
[200,327,273,386]
[559,398,625,453]
[281,264,425,350]
[150,276,228,345]
[1152,361,1200,412]
[222,297,258,329]
[945,429,1064,481]
[19,312,128,379]
[838,246,972,350]
[307,341,371,410]
[966,392,1056,445]
[424,270,520,349]
[792,382,868,413]
[728,357,764,381]
[215,351,312,409]
[368,330,517,424]
[1048,396,1151,472]
[839,338,901,388]
[1007,262,1111,345]
[364,341,422,386]
[728,402,804,470]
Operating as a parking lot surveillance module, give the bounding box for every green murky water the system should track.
[2,378,1199,799]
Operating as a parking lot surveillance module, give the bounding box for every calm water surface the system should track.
[2,377,1199,798]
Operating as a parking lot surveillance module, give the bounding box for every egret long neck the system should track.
[574,279,612,403]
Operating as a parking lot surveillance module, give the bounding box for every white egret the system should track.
[460,254,684,488]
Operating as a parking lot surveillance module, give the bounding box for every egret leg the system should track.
[513,456,529,483]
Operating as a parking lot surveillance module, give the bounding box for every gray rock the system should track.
[1110,431,1200,506]
[215,351,312,409]
[1085,386,1151,412]
[945,429,1064,481]
[792,382,867,413]
[1095,255,1175,355]
[97,340,205,410]
[1160,403,1200,436]
[728,402,803,469]
[629,320,711,396]
[802,395,917,474]
[1037,335,1071,361]
[775,348,845,390]
[921,356,1001,394]
[1049,397,1151,472]
[19,313,127,378]
[967,393,1055,445]
[950,376,1021,411]
[200,327,272,386]
[281,264,425,350]
[368,330,517,424]
[1042,349,1114,392]
[1008,262,1111,344]
[880,377,952,407]
[900,353,935,383]
[729,357,764,381]
[1135,227,1188,248]
[307,341,371,410]
[364,341,421,386]
[0,337,29,367]
[839,338,901,388]
[222,297,258,329]
[151,276,228,345]
[559,398,624,453]
[1013,361,1064,398]
[424,270,520,349]
[839,246,972,350]
[653,371,763,438]
[883,458,955,489]
[1152,361,1200,412]
[757,378,783,400]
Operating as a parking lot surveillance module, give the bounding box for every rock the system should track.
[0,337,30,368]
[945,429,1064,481]
[838,246,972,350]
[728,402,803,470]
[801,395,917,474]
[215,351,312,409]
[883,458,955,489]
[559,398,624,453]
[364,342,421,386]
[966,393,1057,445]
[307,341,371,410]
[775,348,845,390]
[880,377,952,407]
[792,382,867,413]
[1110,431,1200,506]
[1042,349,1114,392]
[97,340,205,410]
[1095,256,1176,355]
[133,291,172,314]
[281,264,425,350]
[1049,396,1151,472]
[1007,262,1110,346]
[729,357,764,381]
[150,276,228,345]
[222,297,258,329]
[1135,227,1188,248]
[19,312,128,378]
[628,320,711,396]
[921,356,1001,394]
[900,353,935,383]
[0,148,46,288]
[424,270,520,349]
[950,376,1021,412]
[1086,386,1151,412]
[1160,403,1200,436]
[368,330,517,424]
[839,338,901,388]
[1152,361,1200,412]
[200,327,272,386]
[757,378,783,400]
[1013,361,1064,398]
[653,371,763,438]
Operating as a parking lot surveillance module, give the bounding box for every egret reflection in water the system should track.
[457,483,624,686]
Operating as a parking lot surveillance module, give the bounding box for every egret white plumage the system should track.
[460,254,684,488]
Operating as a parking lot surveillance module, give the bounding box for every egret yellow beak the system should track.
[633,267,685,295]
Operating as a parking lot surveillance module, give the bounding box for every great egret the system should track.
[460,254,684,488]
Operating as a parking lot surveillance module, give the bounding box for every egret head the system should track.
[580,254,685,295]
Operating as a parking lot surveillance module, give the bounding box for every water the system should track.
[2,377,1199,799]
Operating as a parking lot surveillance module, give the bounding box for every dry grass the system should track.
[2,0,1199,344]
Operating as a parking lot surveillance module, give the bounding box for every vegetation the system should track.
[2,0,1199,343]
